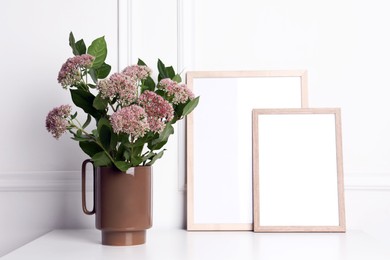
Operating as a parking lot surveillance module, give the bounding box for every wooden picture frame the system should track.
[186,71,308,231]
[252,108,346,232]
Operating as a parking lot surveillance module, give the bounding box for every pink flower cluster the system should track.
[57,54,94,88]
[110,105,150,138]
[97,73,137,106]
[138,91,174,133]
[158,78,195,104]
[96,65,152,106]
[122,65,152,80]
[45,105,72,139]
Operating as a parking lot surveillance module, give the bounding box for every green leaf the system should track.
[92,129,98,138]
[146,150,165,166]
[133,145,144,156]
[119,133,130,145]
[137,58,147,66]
[155,89,166,97]
[97,117,110,132]
[166,66,175,79]
[111,135,118,151]
[115,144,126,161]
[69,33,86,56]
[87,36,107,69]
[69,32,78,55]
[97,117,117,151]
[149,140,167,151]
[79,141,103,157]
[148,123,174,150]
[92,151,112,166]
[71,135,90,142]
[157,59,168,80]
[76,81,89,91]
[113,161,132,172]
[159,123,174,142]
[70,89,100,118]
[96,63,111,79]
[88,68,98,84]
[182,96,200,116]
[124,150,131,161]
[142,152,156,161]
[82,114,92,129]
[131,133,154,155]
[130,154,143,166]
[71,111,78,120]
[75,39,86,55]
[132,139,146,148]
[133,133,155,147]
[141,76,156,93]
[93,94,108,111]
[170,117,178,125]
[99,125,111,150]
[172,74,182,83]
[174,102,186,118]
[115,139,131,161]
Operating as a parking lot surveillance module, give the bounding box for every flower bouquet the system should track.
[46,32,199,172]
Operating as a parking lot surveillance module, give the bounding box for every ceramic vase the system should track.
[82,159,152,246]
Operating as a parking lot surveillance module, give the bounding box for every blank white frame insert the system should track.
[252,108,346,232]
[186,71,308,231]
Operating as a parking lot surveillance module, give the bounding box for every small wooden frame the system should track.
[186,71,308,231]
[252,108,346,232]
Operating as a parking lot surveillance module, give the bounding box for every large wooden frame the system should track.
[186,71,308,231]
[252,108,346,232]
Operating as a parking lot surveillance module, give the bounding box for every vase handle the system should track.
[82,159,95,215]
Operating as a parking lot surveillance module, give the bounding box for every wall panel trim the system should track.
[177,0,195,191]
[118,0,132,69]
[0,171,92,192]
[0,171,388,192]
[344,174,390,191]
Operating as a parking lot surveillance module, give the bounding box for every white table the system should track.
[3,229,390,260]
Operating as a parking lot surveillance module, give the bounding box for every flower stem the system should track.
[68,119,116,165]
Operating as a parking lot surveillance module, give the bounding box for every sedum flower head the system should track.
[96,78,115,99]
[158,78,195,104]
[122,65,152,80]
[57,54,94,88]
[45,105,72,139]
[138,90,174,133]
[97,73,138,106]
[110,105,150,139]
[158,78,175,91]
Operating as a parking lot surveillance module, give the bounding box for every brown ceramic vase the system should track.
[82,159,153,246]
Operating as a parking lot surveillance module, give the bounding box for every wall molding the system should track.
[0,171,389,192]
[117,0,132,69]
[0,171,92,192]
[344,174,390,191]
[177,0,195,191]
[177,0,185,191]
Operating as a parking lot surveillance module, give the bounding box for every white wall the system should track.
[1,0,390,256]
[191,0,390,243]
[0,0,118,256]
